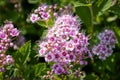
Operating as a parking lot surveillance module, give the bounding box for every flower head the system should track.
[30,13,40,23]
[92,29,117,60]
[39,14,90,75]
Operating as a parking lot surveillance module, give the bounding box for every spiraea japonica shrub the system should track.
[0,0,120,80]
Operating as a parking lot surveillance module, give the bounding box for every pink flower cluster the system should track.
[39,15,91,75]
[0,23,19,53]
[92,29,117,60]
[0,53,14,72]
[30,4,59,23]
[0,22,19,72]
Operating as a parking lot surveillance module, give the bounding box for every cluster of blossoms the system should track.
[73,68,85,79]
[0,53,14,72]
[30,4,56,23]
[0,22,19,72]
[0,23,19,52]
[92,29,117,60]
[30,4,71,23]
[39,14,92,75]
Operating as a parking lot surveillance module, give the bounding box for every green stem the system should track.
[89,6,94,37]
[45,20,48,28]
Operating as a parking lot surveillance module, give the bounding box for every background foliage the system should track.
[0,0,120,80]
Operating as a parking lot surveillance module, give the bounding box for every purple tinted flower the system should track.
[39,48,47,56]
[41,12,50,20]
[4,23,14,30]
[52,63,59,70]
[6,55,14,64]
[48,36,56,43]
[45,53,54,62]
[0,32,7,39]
[68,53,76,62]
[0,67,5,72]
[0,53,14,73]
[73,37,79,45]
[0,23,20,53]
[54,64,65,75]
[61,51,67,57]
[38,4,47,12]
[60,33,69,42]
[79,61,84,65]
[98,29,117,47]
[55,67,64,75]
[10,28,19,37]
[92,29,117,60]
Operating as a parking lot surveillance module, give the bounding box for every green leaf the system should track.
[13,41,31,65]
[107,15,117,22]
[75,6,92,32]
[34,63,46,76]
[93,0,112,16]
[72,1,92,7]
[59,0,72,4]
[98,0,112,16]
[113,27,120,47]
[37,21,47,28]
[109,5,120,17]
[0,72,3,80]
[28,0,38,4]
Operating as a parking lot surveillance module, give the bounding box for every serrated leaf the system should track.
[34,63,46,76]
[14,41,31,65]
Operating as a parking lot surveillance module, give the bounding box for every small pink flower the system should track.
[39,4,47,12]
[61,51,67,57]
[6,55,14,64]
[4,23,14,30]
[0,32,7,39]
[48,36,56,43]
[66,40,75,51]
[45,53,54,62]
[30,13,40,23]
[39,48,47,56]
[60,33,69,42]
[68,53,76,62]
[73,37,79,45]
[54,53,61,62]
[10,28,19,37]
[41,12,50,20]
